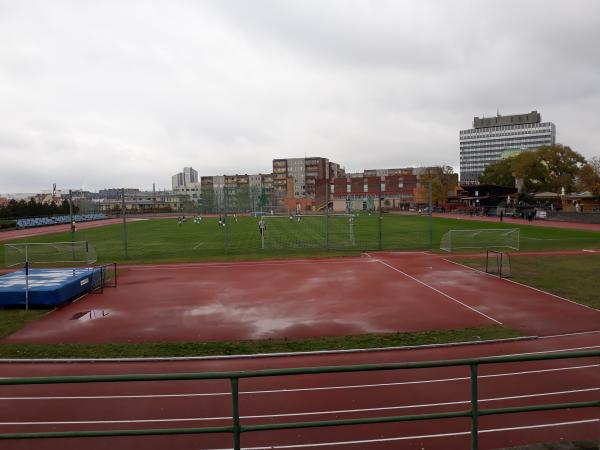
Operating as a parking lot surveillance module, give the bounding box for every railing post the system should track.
[231,377,241,450]
[470,363,479,450]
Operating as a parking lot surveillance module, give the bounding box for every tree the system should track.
[477,144,586,194]
[478,158,515,187]
[576,156,600,197]
[419,166,458,206]
[536,144,586,193]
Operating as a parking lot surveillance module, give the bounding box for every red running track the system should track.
[0,332,598,449]
[1,253,598,448]
[3,253,599,344]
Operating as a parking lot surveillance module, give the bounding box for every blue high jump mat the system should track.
[0,267,102,307]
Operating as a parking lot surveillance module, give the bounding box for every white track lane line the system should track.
[443,257,600,313]
[1,388,597,426]
[376,259,503,324]
[202,419,600,450]
[539,330,600,339]
[2,363,598,401]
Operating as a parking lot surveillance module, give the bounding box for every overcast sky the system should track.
[1,0,599,193]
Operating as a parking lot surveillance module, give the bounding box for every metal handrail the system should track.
[1,349,598,450]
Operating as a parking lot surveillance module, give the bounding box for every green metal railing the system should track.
[0,350,598,449]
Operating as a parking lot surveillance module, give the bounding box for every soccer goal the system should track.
[261,214,357,250]
[485,250,512,278]
[439,228,520,252]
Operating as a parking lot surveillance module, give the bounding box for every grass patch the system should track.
[0,325,520,359]
[456,254,600,310]
[0,309,48,339]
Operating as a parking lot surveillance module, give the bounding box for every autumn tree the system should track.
[419,166,458,207]
[478,144,586,194]
[576,156,600,197]
[478,158,515,187]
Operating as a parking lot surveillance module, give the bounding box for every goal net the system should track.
[485,250,512,278]
[261,214,357,249]
[4,241,97,268]
[439,229,519,252]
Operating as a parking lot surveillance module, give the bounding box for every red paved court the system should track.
[3,253,599,344]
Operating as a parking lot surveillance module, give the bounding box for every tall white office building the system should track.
[459,111,556,185]
[183,167,198,185]
[172,167,198,190]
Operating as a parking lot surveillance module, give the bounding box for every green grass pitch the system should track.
[1,213,599,264]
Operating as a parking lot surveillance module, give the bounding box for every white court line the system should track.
[2,363,598,401]
[376,259,503,324]
[203,419,600,449]
[1,388,596,425]
[443,257,600,313]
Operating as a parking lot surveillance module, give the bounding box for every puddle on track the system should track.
[70,310,110,321]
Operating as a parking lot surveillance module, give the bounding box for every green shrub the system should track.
[0,220,17,230]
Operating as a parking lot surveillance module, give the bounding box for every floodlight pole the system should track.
[122,188,128,259]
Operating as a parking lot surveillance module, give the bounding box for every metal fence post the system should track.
[470,363,479,450]
[224,190,228,253]
[378,183,382,250]
[69,189,74,243]
[325,181,329,251]
[231,377,241,450]
[121,188,128,259]
[428,181,433,249]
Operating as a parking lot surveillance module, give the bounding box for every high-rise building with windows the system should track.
[172,167,198,189]
[272,157,344,200]
[459,111,555,185]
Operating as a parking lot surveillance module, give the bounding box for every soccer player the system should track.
[259,219,266,237]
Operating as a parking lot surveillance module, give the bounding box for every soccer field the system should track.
[1,213,599,264]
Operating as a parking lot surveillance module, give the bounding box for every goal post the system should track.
[485,249,512,278]
[440,228,519,252]
[261,214,357,250]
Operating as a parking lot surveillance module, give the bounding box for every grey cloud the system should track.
[1,0,599,193]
